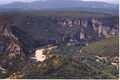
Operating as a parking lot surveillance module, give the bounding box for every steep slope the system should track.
[77,35,119,78]
[81,35,119,57]
[49,36,119,79]
[0,16,25,78]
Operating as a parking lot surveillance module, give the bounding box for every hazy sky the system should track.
[0,0,118,4]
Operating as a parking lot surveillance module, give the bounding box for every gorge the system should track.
[0,11,119,79]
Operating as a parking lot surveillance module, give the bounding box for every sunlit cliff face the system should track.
[35,49,46,62]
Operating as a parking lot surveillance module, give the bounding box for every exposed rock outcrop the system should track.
[0,16,24,65]
[53,17,118,40]
[0,17,18,40]
[80,29,85,40]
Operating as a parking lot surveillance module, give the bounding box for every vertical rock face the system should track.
[80,29,85,40]
[81,21,88,28]
[78,20,81,25]
[98,24,103,37]
[68,20,73,27]
[91,18,119,38]
[102,27,110,38]
[110,28,119,35]
[92,19,105,37]
[54,17,118,41]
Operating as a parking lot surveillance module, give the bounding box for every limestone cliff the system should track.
[53,17,118,41]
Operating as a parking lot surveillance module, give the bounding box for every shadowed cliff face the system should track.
[0,16,24,67]
[0,16,18,40]
[54,17,119,40]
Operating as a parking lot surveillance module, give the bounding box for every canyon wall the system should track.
[53,17,119,41]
